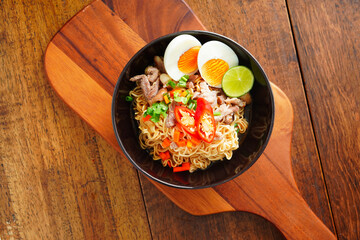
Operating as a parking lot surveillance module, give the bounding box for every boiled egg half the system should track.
[197,41,239,88]
[164,34,201,81]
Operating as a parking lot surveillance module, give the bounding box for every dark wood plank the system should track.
[136,0,335,238]
[287,1,360,239]
[141,173,285,240]
[0,1,151,239]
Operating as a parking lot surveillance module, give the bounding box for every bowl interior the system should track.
[112,31,274,189]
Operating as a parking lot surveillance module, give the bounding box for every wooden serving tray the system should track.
[44,1,335,239]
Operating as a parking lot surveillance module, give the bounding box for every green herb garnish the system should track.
[125,96,133,102]
[213,111,221,116]
[143,101,169,123]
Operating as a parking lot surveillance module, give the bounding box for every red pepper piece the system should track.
[159,151,171,160]
[173,162,191,172]
[194,98,216,143]
[174,106,197,135]
[143,114,152,122]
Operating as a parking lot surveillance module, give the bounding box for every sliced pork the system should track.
[154,56,166,73]
[240,93,252,104]
[225,97,245,107]
[130,74,161,104]
[145,66,160,82]
[148,88,167,106]
[224,115,233,124]
[214,104,239,122]
[186,81,194,89]
[165,101,177,128]
[188,74,199,82]
[130,74,147,82]
[193,82,218,108]
[217,95,226,105]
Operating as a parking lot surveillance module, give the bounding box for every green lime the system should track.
[222,66,254,98]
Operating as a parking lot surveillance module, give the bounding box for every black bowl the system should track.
[112,31,274,189]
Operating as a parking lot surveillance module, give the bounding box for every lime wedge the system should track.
[222,66,254,98]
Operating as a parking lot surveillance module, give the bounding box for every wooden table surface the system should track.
[0,0,359,239]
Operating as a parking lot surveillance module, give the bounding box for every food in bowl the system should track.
[126,34,254,173]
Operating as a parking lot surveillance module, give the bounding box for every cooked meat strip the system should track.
[165,101,177,128]
[130,74,160,104]
[154,56,166,73]
[229,105,240,114]
[217,95,226,105]
[224,115,233,124]
[240,93,252,104]
[145,66,160,82]
[186,81,194,89]
[148,88,167,105]
[214,104,239,122]
[192,91,200,99]
[188,74,199,82]
[146,79,160,101]
[225,97,240,105]
[197,82,218,107]
[214,104,231,121]
[225,97,246,107]
[130,74,147,82]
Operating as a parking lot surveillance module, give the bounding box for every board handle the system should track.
[213,157,335,240]
[213,84,336,239]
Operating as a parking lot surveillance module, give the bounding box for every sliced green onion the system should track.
[177,80,187,88]
[144,102,168,123]
[167,80,176,88]
[234,123,239,133]
[151,114,160,123]
[146,107,153,116]
[188,102,195,110]
[180,75,189,82]
[184,93,191,104]
[125,96,133,102]
[173,92,182,103]
[213,111,221,116]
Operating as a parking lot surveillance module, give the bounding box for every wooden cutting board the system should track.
[44,1,336,239]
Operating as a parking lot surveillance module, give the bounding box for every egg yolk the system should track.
[177,46,201,74]
[201,59,229,86]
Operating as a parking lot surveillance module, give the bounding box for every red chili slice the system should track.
[194,98,216,143]
[174,106,197,135]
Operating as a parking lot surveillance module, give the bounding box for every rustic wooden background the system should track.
[0,0,359,239]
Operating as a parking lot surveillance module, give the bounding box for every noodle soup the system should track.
[112,31,274,188]
[126,34,254,173]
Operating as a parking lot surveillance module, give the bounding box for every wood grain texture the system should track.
[144,85,335,239]
[0,1,151,239]
[1,0,350,239]
[287,1,360,239]
[139,0,336,238]
[44,1,335,239]
[103,0,205,41]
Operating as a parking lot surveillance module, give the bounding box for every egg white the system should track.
[164,34,201,81]
[197,41,239,87]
